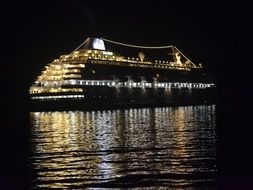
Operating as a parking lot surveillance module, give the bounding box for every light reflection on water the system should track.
[29,105,217,189]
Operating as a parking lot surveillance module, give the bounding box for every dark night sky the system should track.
[1,0,251,115]
[1,0,253,188]
[1,1,250,89]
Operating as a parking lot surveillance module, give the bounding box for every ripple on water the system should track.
[29,105,217,189]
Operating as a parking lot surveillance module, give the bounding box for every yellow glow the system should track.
[64,64,85,68]
[30,87,83,94]
[30,45,203,95]
[63,74,81,78]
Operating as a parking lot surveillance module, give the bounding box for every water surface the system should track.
[29,105,217,189]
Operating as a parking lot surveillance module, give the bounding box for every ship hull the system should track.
[29,87,216,111]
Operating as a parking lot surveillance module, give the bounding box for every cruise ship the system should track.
[29,37,216,110]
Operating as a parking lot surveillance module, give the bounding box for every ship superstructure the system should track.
[29,37,215,110]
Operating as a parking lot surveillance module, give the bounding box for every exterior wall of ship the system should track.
[82,61,210,83]
[29,57,216,111]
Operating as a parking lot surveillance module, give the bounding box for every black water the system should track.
[28,105,217,189]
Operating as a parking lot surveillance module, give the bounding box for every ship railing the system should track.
[88,59,193,71]
[60,79,215,89]
[31,80,215,94]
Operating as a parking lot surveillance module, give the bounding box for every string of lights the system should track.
[101,38,173,49]
[66,37,197,71]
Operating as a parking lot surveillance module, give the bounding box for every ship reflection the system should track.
[29,105,217,188]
